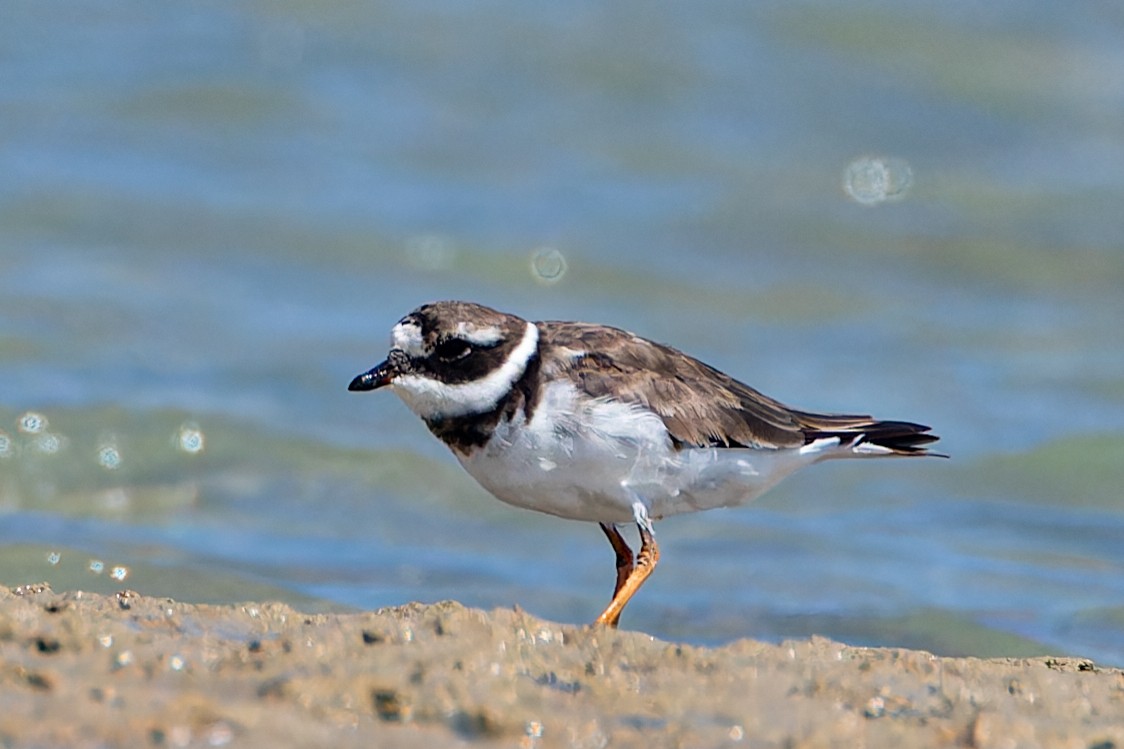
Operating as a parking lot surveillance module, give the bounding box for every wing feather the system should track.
[537,321,939,455]
[539,322,805,448]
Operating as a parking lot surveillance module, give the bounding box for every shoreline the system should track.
[1,584,1120,748]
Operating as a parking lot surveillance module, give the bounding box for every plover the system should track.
[349,301,941,627]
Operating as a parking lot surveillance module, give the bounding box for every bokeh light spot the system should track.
[177,423,205,454]
[405,234,457,271]
[843,156,913,205]
[32,433,62,455]
[530,247,567,285]
[18,412,47,434]
[97,442,122,470]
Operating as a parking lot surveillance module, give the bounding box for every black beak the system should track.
[348,360,396,392]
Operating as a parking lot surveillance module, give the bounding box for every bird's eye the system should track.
[435,339,472,361]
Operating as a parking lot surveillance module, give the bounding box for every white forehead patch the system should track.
[391,321,426,357]
[455,322,503,346]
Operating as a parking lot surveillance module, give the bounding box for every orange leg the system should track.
[599,523,634,598]
[594,522,659,628]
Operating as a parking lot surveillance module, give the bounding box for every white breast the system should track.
[454,380,839,524]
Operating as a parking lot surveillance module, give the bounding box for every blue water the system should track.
[2,1,1123,665]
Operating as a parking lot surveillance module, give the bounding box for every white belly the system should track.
[454,381,840,524]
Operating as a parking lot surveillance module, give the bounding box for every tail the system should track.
[794,411,944,457]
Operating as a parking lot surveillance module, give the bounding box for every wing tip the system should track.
[806,419,946,458]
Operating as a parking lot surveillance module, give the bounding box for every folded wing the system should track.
[539,321,940,455]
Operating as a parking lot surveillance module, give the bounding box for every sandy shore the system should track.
[1,584,1120,748]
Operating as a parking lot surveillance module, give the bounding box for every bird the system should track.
[348,300,941,628]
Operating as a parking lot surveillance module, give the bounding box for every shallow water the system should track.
[2,2,1123,665]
